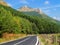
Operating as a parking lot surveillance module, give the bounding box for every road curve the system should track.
[0,36,39,45]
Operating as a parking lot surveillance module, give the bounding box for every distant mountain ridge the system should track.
[18,5,43,14]
[18,5,60,23]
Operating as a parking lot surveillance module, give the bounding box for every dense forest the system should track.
[0,4,60,37]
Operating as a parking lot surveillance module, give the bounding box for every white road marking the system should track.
[0,38,22,44]
[0,36,26,44]
[14,37,31,45]
[35,36,38,45]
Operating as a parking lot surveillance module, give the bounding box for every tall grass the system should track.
[0,33,27,43]
[38,34,60,45]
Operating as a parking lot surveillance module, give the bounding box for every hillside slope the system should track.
[0,4,60,37]
[19,6,59,24]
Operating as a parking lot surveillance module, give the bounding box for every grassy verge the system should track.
[38,34,60,45]
[0,34,27,43]
[0,33,60,45]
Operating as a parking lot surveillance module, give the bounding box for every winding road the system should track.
[0,36,39,45]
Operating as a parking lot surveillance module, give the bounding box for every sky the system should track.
[3,0,60,21]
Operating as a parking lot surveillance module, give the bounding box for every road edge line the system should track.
[35,36,38,45]
[0,36,26,44]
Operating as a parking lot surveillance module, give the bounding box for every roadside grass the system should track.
[38,34,60,45]
[0,34,27,43]
[0,33,60,45]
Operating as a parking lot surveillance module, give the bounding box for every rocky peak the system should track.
[0,1,8,6]
[18,5,43,14]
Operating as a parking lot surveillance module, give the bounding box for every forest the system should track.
[0,4,60,37]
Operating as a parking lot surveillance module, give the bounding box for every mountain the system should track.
[18,5,43,14]
[0,1,9,6]
[18,6,59,23]
[0,2,60,37]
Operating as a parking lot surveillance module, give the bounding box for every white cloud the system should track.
[20,0,29,4]
[42,9,51,14]
[44,1,49,4]
[53,17,60,21]
[42,5,60,9]
[53,17,57,19]
[7,3,12,7]
[45,10,50,12]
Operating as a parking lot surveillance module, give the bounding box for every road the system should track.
[0,36,39,45]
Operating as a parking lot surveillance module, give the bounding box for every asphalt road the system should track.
[0,36,38,45]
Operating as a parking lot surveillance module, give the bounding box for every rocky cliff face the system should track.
[18,5,43,14]
[0,1,8,6]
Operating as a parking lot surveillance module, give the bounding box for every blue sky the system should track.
[4,0,60,21]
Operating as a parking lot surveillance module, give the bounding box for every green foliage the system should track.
[0,4,60,37]
[0,8,21,34]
